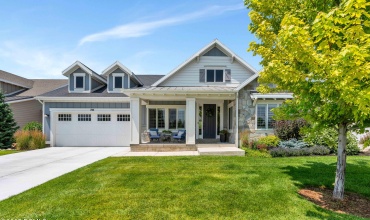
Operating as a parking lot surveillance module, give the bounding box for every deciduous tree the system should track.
[245,0,370,200]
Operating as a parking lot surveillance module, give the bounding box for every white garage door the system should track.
[54,111,130,147]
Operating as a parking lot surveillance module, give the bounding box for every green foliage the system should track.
[274,119,308,140]
[23,121,42,131]
[243,148,272,158]
[278,139,309,149]
[0,92,19,149]
[14,130,46,150]
[219,129,229,134]
[270,145,330,157]
[303,127,360,155]
[310,146,331,155]
[161,130,172,134]
[256,135,280,147]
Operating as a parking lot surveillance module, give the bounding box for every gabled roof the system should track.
[102,61,143,86]
[235,73,259,91]
[152,39,258,87]
[0,70,34,88]
[62,61,107,84]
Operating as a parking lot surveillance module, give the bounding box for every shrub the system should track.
[274,119,308,140]
[239,130,250,148]
[243,148,271,158]
[256,135,280,147]
[23,121,42,131]
[310,145,331,155]
[303,127,360,155]
[278,139,309,149]
[14,130,46,150]
[359,133,370,147]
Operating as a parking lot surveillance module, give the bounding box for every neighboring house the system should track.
[37,39,292,147]
[0,70,67,129]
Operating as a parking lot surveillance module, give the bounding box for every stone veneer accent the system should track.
[237,79,273,143]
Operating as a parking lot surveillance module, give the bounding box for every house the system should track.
[37,39,292,147]
[0,70,67,129]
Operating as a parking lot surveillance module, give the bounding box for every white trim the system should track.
[91,84,105,93]
[251,93,294,99]
[235,92,239,148]
[6,97,35,104]
[36,96,130,102]
[102,61,143,85]
[146,105,186,131]
[112,73,125,90]
[235,73,259,91]
[255,103,279,130]
[205,68,225,83]
[62,61,107,84]
[152,39,258,87]
[73,73,85,92]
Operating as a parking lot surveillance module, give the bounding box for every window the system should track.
[78,114,91,121]
[58,114,71,121]
[117,114,130,121]
[228,107,233,130]
[114,76,123,89]
[75,76,84,89]
[148,109,156,128]
[177,109,185,129]
[169,109,177,129]
[157,109,165,128]
[206,69,224,82]
[256,104,279,129]
[97,114,111,121]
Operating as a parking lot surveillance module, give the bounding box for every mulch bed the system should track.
[299,187,370,218]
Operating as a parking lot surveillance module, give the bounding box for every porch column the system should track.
[186,98,196,145]
[130,97,141,145]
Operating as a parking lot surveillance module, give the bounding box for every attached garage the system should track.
[50,109,130,147]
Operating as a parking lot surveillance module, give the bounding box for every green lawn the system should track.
[0,156,369,219]
[0,150,19,156]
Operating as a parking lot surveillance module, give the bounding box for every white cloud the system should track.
[79,4,245,45]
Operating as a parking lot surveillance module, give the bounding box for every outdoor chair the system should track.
[149,128,161,142]
[172,130,186,142]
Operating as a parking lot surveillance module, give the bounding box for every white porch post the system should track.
[186,98,196,145]
[130,97,141,145]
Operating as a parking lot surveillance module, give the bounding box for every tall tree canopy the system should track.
[245,0,370,200]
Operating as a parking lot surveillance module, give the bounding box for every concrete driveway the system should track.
[0,147,129,201]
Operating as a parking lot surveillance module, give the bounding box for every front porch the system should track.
[128,90,238,147]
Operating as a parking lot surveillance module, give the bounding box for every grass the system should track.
[0,156,369,219]
[0,150,19,156]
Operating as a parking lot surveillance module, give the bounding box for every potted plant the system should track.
[219,130,229,142]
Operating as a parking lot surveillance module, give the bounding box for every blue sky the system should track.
[0,0,261,79]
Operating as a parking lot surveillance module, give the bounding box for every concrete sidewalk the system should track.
[0,147,127,201]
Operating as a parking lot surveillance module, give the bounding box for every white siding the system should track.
[160,56,254,87]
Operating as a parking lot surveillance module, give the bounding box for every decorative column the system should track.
[130,97,141,145]
[186,98,196,145]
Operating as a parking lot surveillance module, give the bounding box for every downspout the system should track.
[235,92,239,148]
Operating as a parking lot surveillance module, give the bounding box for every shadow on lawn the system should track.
[282,159,370,219]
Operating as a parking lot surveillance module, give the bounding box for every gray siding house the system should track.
[36,40,292,147]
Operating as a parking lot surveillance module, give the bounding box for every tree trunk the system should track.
[333,123,347,200]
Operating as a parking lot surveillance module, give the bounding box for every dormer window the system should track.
[206,69,224,83]
[114,76,123,88]
[74,73,85,90]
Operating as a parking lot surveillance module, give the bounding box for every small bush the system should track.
[359,133,370,147]
[310,145,331,155]
[274,119,308,140]
[14,130,46,150]
[239,130,250,148]
[278,139,309,149]
[243,148,271,158]
[257,135,280,147]
[23,122,42,131]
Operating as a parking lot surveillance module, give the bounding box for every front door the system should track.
[203,104,216,138]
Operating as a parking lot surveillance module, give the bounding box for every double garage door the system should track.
[54,111,130,147]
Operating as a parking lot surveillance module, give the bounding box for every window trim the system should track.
[74,73,85,91]
[112,73,125,89]
[205,69,224,83]
[255,103,280,130]
[147,105,186,130]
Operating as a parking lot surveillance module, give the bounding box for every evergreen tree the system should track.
[0,91,19,149]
